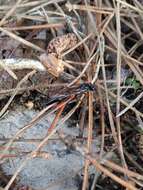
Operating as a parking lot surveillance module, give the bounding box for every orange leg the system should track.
[47,95,75,133]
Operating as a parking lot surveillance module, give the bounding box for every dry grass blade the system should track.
[0,27,45,52]
[66,2,114,15]
[4,23,66,31]
[98,83,143,118]
[104,31,143,85]
[117,91,143,117]
[0,70,36,118]
[99,36,118,144]
[82,91,93,190]
[107,46,143,66]
[115,0,143,14]
[88,156,138,190]
[0,1,46,10]
[0,60,17,80]
[68,51,98,86]
[115,0,128,173]
[81,1,95,188]
[98,87,105,159]
[0,0,22,26]
[103,160,143,181]
[25,0,65,14]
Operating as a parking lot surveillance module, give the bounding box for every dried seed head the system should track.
[47,33,78,55]
[39,53,64,77]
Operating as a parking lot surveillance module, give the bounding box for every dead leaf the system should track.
[39,53,64,77]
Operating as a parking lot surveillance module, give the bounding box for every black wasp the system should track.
[47,82,95,105]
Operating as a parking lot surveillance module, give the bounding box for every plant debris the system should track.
[0,0,143,190]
